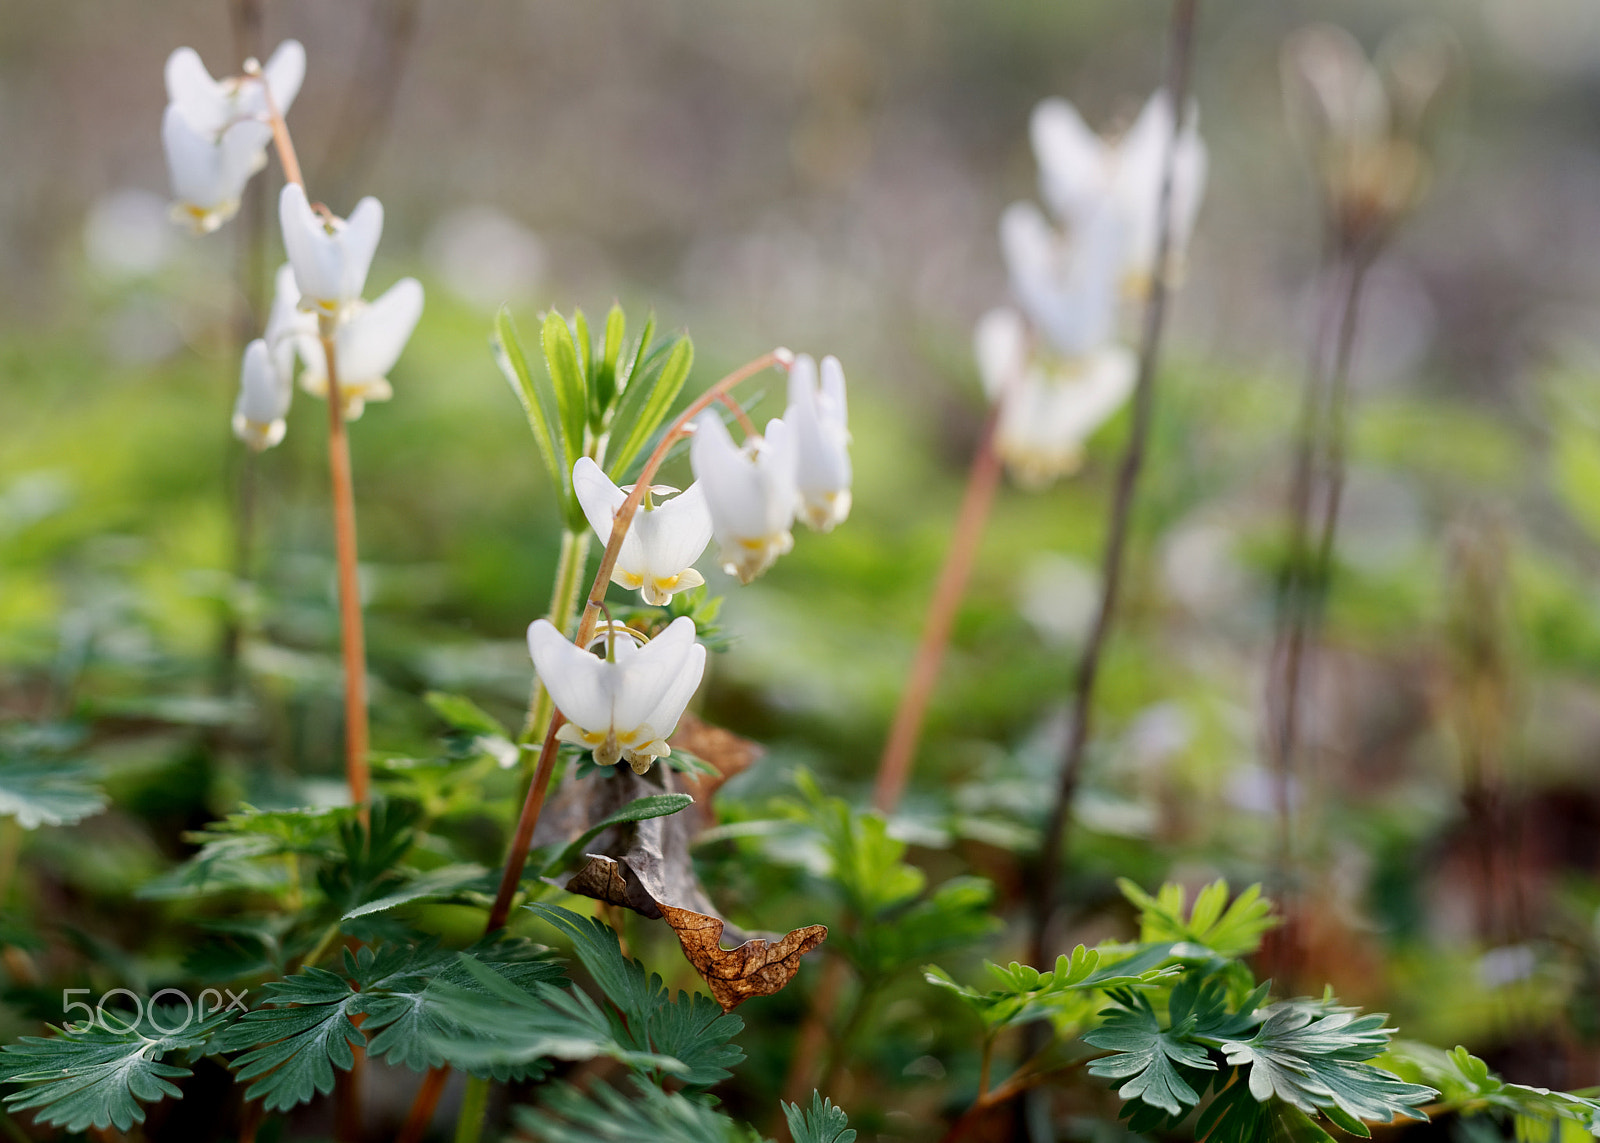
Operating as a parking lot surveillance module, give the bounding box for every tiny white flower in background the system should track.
[296,277,424,420]
[164,40,305,139]
[1000,198,1125,359]
[527,615,707,774]
[783,354,852,532]
[232,339,291,451]
[974,306,1135,489]
[573,458,712,605]
[1030,91,1207,295]
[279,184,384,319]
[689,411,798,585]
[161,105,272,234]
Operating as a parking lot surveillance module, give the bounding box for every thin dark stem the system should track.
[1028,0,1201,974]
[1262,246,1371,989]
[396,1065,451,1143]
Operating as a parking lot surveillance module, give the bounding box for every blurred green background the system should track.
[6,0,1600,1128]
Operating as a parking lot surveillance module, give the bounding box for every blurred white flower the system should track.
[1000,198,1125,358]
[1030,91,1208,294]
[279,184,384,318]
[83,189,174,279]
[296,277,424,420]
[423,206,546,311]
[689,411,798,584]
[162,105,271,234]
[232,339,291,451]
[783,354,852,532]
[527,615,706,774]
[164,40,305,138]
[573,457,712,605]
[974,306,1134,488]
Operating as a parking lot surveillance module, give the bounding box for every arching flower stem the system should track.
[718,392,759,438]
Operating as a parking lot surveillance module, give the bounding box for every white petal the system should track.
[337,276,422,385]
[1031,97,1110,224]
[974,307,1027,400]
[691,411,769,540]
[638,639,706,742]
[279,183,339,303]
[819,355,848,431]
[237,339,290,422]
[613,617,699,736]
[164,47,228,136]
[527,619,613,733]
[641,483,713,575]
[573,456,626,546]
[262,39,306,116]
[340,196,385,303]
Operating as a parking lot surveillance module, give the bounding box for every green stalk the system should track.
[453,1075,491,1143]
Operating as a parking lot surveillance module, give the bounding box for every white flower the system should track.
[164,40,305,139]
[161,105,271,234]
[296,277,424,420]
[573,458,712,605]
[232,339,291,451]
[976,306,1135,489]
[1000,198,1125,359]
[527,615,706,774]
[279,184,384,318]
[1030,91,1207,294]
[689,411,798,584]
[783,354,852,532]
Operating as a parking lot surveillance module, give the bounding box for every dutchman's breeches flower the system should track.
[783,354,852,532]
[232,339,292,451]
[689,411,799,585]
[164,40,305,139]
[527,615,706,775]
[1000,198,1125,361]
[162,105,272,234]
[279,184,384,320]
[295,277,424,419]
[975,306,1135,489]
[573,458,712,605]
[1029,91,1208,297]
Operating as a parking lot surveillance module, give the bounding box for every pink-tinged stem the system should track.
[873,402,1005,814]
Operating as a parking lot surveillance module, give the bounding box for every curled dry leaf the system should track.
[531,716,825,1011]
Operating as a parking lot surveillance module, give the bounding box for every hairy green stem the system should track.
[454,1074,491,1143]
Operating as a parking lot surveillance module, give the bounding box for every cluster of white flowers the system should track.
[980,92,1207,488]
[158,41,424,450]
[529,353,852,773]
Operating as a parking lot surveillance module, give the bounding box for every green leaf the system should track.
[516,1077,755,1143]
[785,1090,858,1143]
[1085,991,1217,1116]
[136,805,351,901]
[605,334,693,482]
[542,310,588,487]
[841,875,999,979]
[340,863,492,920]
[0,757,106,830]
[210,965,363,1112]
[594,302,626,418]
[1219,1005,1435,1124]
[423,691,507,738]
[0,1009,230,1132]
[541,793,695,877]
[1384,1042,1600,1129]
[1118,879,1279,959]
[523,904,745,1087]
[493,307,567,500]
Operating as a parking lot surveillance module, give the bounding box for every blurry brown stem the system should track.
[718,393,760,438]
[251,62,303,189]
[1028,0,1200,973]
[873,402,1005,814]
[937,1057,1063,1143]
[321,331,371,818]
[1264,248,1371,939]
[396,1065,450,1143]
